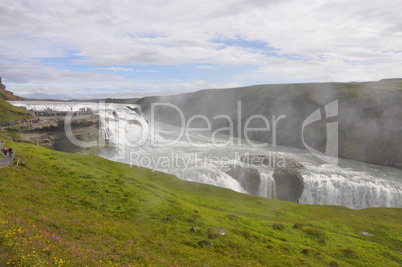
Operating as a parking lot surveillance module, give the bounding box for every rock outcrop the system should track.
[273,168,304,203]
[225,166,261,195]
[207,228,226,239]
[0,77,22,101]
[225,155,304,202]
[19,114,101,153]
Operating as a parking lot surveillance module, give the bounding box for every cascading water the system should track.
[257,171,276,199]
[10,101,402,209]
[299,163,402,208]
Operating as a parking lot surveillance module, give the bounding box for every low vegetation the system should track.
[0,128,401,266]
[0,99,31,126]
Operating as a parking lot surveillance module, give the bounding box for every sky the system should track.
[1,0,402,100]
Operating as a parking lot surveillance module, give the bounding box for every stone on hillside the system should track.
[208,227,226,239]
[198,240,211,247]
[360,231,374,237]
[161,215,174,221]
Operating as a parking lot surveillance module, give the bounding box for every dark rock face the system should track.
[225,155,304,202]
[273,168,304,203]
[225,166,261,195]
[0,77,5,90]
[20,115,100,153]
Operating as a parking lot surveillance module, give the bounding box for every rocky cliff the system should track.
[0,78,30,124]
[138,79,402,169]
[0,77,22,101]
[18,115,101,154]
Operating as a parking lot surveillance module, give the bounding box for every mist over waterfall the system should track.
[11,101,402,210]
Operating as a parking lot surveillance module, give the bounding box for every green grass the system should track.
[0,130,401,266]
[0,99,31,126]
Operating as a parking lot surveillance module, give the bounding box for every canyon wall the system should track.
[138,79,402,168]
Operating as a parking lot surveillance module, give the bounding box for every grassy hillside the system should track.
[0,129,401,266]
[0,99,31,125]
[0,79,30,125]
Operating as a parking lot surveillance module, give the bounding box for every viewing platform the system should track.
[30,110,94,117]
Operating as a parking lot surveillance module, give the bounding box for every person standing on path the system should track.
[2,147,7,157]
[7,147,13,157]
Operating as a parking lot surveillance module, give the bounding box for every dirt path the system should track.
[0,142,14,167]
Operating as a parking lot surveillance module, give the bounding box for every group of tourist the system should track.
[2,147,13,157]
[20,118,40,124]
[78,107,92,112]
[3,118,40,126]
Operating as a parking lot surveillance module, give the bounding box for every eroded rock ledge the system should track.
[225,154,305,203]
[19,114,100,153]
[272,168,304,203]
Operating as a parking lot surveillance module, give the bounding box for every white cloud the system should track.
[99,67,157,72]
[0,0,401,98]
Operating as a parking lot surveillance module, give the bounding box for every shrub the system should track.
[341,248,356,257]
[272,223,285,230]
[303,228,326,239]
[329,261,339,266]
[293,222,304,229]
[232,229,251,239]
[18,162,27,167]
[227,214,239,221]
[301,248,309,255]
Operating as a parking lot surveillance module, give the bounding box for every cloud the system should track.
[0,0,401,98]
[99,67,157,72]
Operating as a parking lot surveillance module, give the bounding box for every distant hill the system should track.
[66,98,140,103]
[138,79,402,168]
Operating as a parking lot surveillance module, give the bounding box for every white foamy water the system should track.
[11,101,402,209]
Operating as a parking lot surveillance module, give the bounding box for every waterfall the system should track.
[181,167,247,194]
[299,170,402,209]
[258,171,276,199]
[10,101,402,209]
